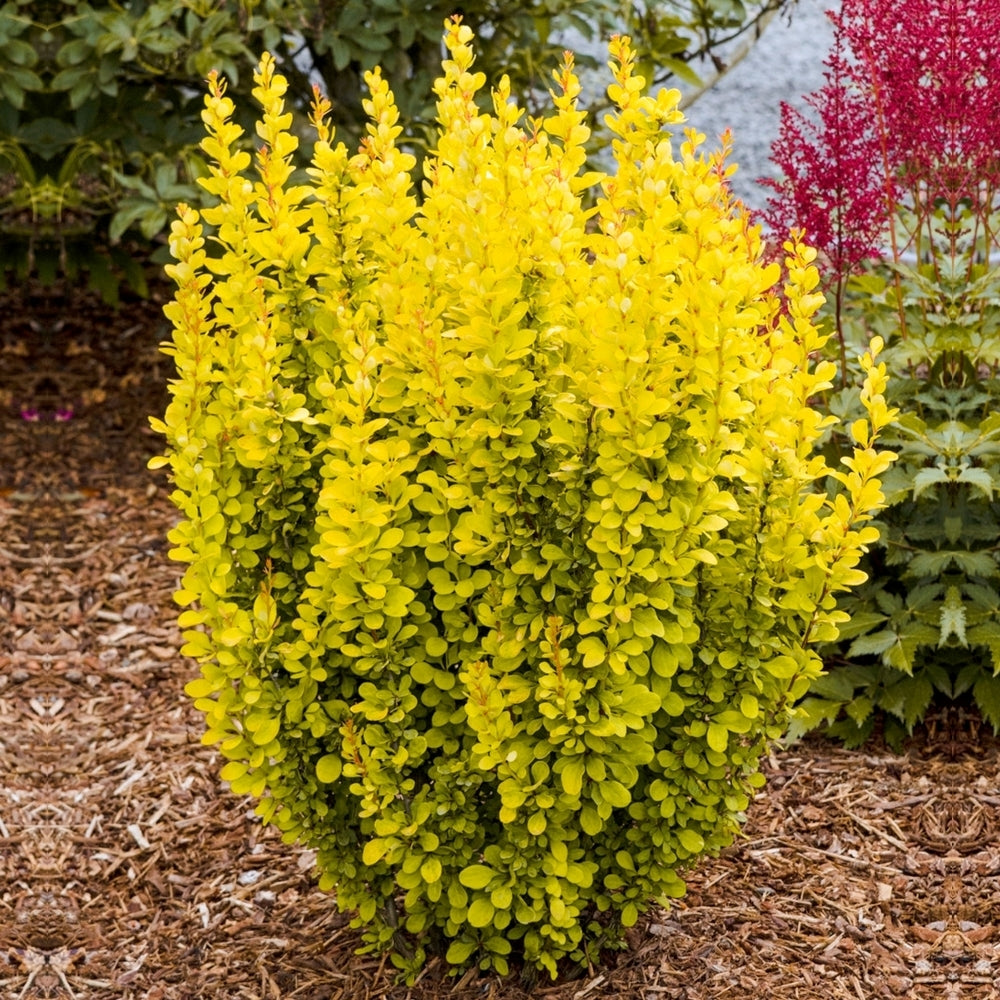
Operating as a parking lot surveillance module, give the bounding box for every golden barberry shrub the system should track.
[153,20,894,978]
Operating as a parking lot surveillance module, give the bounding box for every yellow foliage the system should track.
[156,19,894,980]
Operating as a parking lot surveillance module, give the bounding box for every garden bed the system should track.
[0,285,996,999]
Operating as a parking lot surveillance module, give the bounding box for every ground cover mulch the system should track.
[0,283,998,999]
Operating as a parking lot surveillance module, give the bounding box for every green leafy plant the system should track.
[154,23,892,979]
[793,211,1000,746]
[765,0,1000,745]
[0,0,788,296]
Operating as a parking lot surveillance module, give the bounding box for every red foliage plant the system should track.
[760,0,1000,347]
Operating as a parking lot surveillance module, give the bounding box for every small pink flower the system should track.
[20,406,39,422]
[55,407,74,422]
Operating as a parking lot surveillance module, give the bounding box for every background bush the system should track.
[156,21,893,978]
[2,0,788,297]
[764,0,1000,746]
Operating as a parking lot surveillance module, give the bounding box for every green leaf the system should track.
[251,716,280,746]
[459,865,495,890]
[974,674,1000,730]
[706,723,728,753]
[619,683,661,717]
[810,670,861,701]
[219,760,248,782]
[467,897,495,928]
[446,939,477,965]
[315,754,342,783]
[677,828,704,854]
[599,780,631,808]
[362,839,386,865]
[560,757,585,797]
[835,610,889,640]
[908,551,955,577]
[580,806,603,836]
[912,467,949,499]
[899,675,935,729]
[764,655,800,679]
[847,630,898,658]
[420,857,442,884]
[957,466,994,499]
[967,621,1000,669]
[954,662,984,696]
[184,677,217,699]
[939,586,967,645]
[661,691,685,715]
[216,627,245,647]
[845,696,873,726]
[950,551,997,577]
[786,697,842,741]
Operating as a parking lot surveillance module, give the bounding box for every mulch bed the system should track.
[0,282,998,999]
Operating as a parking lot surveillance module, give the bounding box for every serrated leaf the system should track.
[810,670,862,702]
[957,466,994,499]
[874,590,904,615]
[967,621,1000,670]
[847,630,898,658]
[898,675,935,729]
[955,662,985,695]
[908,551,956,577]
[845,695,873,726]
[786,697,842,741]
[938,586,967,645]
[912,467,949,499]
[974,675,1000,730]
[834,610,889,640]
[951,551,998,577]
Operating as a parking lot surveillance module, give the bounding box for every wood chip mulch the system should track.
[0,283,998,999]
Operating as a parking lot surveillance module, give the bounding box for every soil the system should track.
[0,282,998,999]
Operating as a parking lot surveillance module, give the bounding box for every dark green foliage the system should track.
[794,210,1000,747]
[0,0,787,295]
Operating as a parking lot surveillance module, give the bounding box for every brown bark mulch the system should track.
[0,283,998,999]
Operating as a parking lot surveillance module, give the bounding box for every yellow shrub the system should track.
[154,20,894,978]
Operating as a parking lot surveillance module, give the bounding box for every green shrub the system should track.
[764,0,1000,746]
[793,205,1000,747]
[154,22,893,978]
